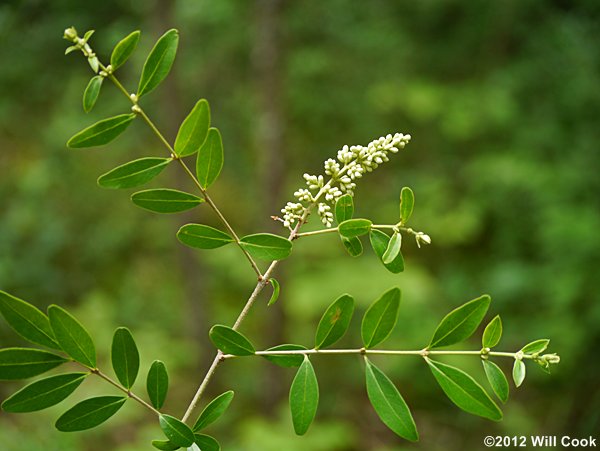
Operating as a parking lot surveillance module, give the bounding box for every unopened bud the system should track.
[63,27,78,42]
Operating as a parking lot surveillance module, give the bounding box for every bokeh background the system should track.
[1,1,599,450]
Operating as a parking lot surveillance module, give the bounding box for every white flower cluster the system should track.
[280,132,411,228]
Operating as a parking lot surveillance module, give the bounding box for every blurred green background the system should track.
[1,0,599,450]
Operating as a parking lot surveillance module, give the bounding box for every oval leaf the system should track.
[482,315,502,349]
[175,99,211,157]
[0,348,67,380]
[98,157,171,189]
[132,188,204,214]
[48,305,96,368]
[0,291,60,349]
[208,325,255,356]
[338,218,372,239]
[159,414,195,448]
[83,76,103,113]
[482,360,509,403]
[428,295,491,349]
[193,390,234,432]
[369,230,404,273]
[151,440,179,451]
[177,224,234,250]
[400,187,414,224]
[55,396,127,432]
[521,339,549,355]
[110,30,141,70]
[195,128,224,189]
[138,29,179,97]
[67,114,136,148]
[341,236,363,257]
[315,294,354,349]
[239,233,292,261]
[261,344,307,368]
[512,359,526,387]
[364,358,418,441]
[267,278,280,306]
[194,434,220,451]
[289,356,319,436]
[111,327,140,389]
[147,360,169,409]
[2,372,88,412]
[335,194,354,223]
[382,232,402,265]
[361,287,401,349]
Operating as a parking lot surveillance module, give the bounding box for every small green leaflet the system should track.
[132,188,204,214]
[364,358,418,441]
[196,128,224,189]
[138,29,179,97]
[194,434,220,451]
[97,157,171,189]
[67,114,136,148]
[110,30,141,70]
[482,315,502,349]
[0,348,67,380]
[0,291,60,349]
[268,278,280,306]
[426,358,502,421]
[147,360,169,409]
[193,390,234,431]
[209,325,255,356]
[521,339,549,355]
[159,414,195,448]
[382,232,402,264]
[2,372,88,412]
[83,76,103,113]
[177,224,234,250]
[361,287,401,349]
[151,440,179,451]
[428,295,491,349]
[239,233,293,261]
[512,359,526,387]
[338,218,372,239]
[289,356,319,435]
[369,230,404,273]
[482,360,509,403]
[48,305,96,368]
[341,236,363,257]
[175,99,210,157]
[335,194,354,223]
[261,344,307,368]
[399,187,414,224]
[111,327,140,389]
[314,294,354,349]
[55,396,127,432]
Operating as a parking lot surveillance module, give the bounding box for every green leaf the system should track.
[138,29,179,97]
[364,358,418,441]
[131,189,204,214]
[151,440,179,451]
[67,114,136,148]
[521,339,550,355]
[159,414,195,448]
[110,30,141,70]
[428,295,491,349]
[268,278,280,306]
[315,294,354,349]
[289,356,319,435]
[512,359,526,387]
[194,434,220,451]
[98,157,171,190]
[55,396,127,432]
[177,224,234,250]
[0,348,67,380]
[175,99,211,157]
[147,360,169,409]
[482,315,502,349]
[361,287,401,349]
[2,372,88,412]
[0,291,60,349]
[208,325,255,356]
[482,360,509,403]
[193,390,234,431]
[111,327,140,389]
[48,305,96,368]
[426,358,502,421]
[261,344,307,368]
[369,230,404,273]
[239,233,292,261]
[195,128,224,188]
[335,194,354,223]
[341,236,363,257]
[382,232,402,264]
[399,187,414,224]
[83,76,103,113]
[338,218,372,238]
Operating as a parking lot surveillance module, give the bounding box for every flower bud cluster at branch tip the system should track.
[63,27,99,73]
[281,133,411,228]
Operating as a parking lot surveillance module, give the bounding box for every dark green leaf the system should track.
[83,76,103,113]
[147,360,169,409]
[193,391,234,431]
[482,315,502,349]
[159,415,195,448]
[67,114,136,148]
[111,327,140,389]
[132,189,204,214]
[208,325,255,356]
[196,128,224,189]
[426,358,502,421]
[138,29,179,97]
[428,295,491,349]
[194,434,220,451]
[315,294,354,349]
[521,339,549,355]
[335,194,354,223]
[399,187,414,224]
[261,344,307,368]
[361,287,401,349]
[98,157,171,189]
[512,359,526,387]
[55,396,127,432]
[0,348,67,380]
[177,224,234,250]
[239,233,292,261]
[369,230,404,273]
[338,218,372,238]
[48,305,96,368]
[364,358,418,441]
[0,291,60,349]
[289,356,319,435]
[267,278,280,306]
[151,440,179,451]
[110,30,141,70]
[175,99,210,157]
[482,360,509,403]
[2,372,87,412]
[382,232,402,264]
[341,236,363,257]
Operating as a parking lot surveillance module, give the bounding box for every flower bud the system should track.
[63,27,78,42]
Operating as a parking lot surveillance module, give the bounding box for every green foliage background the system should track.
[1,1,598,449]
